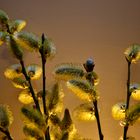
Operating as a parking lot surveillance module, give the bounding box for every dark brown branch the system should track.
[20,59,41,113]
[93,100,104,140]
[39,33,47,115]
[123,61,131,140]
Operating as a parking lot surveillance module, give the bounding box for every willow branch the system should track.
[123,61,131,140]
[86,73,104,140]
[93,100,104,140]
[20,59,41,113]
[39,33,47,115]
[41,55,47,115]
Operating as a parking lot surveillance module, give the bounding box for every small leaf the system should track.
[54,63,84,80]
[18,89,34,104]
[73,103,96,121]
[23,124,45,140]
[126,103,140,125]
[67,79,98,102]
[0,10,9,24]
[21,106,46,130]
[12,77,29,89]
[9,19,26,33]
[26,64,42,80]
[112,102,126,120]
[10,36,23,60]
[61,109,73,131]
[0,105,13,129]
[124,44,140,63]
[4,64,22,79]
[15,31,39,51]
[130,83,140,100]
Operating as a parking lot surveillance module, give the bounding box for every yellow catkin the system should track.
[124,44,140,63]
[54,63,84,81]
[73,103,96,121]
[26,64,42,80]
[112,103,126,120]
[67,79,96,102]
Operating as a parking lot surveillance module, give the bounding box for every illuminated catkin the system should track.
[0,10,9,24]
[49,123,62,140]
[124,44,140,63]
[9,19,26,34]
[46,83,64,114]
[130,83,140,100]
[73,103,96,121]
[12,77,29,89]
[0,32,4,45]
[10,36,23,60]
[40,36,56,59]
[126,103,140,125]
[23,124,45,140]
[18,89,34,104]
[15,31,39,51]
[0,105,13,129]
[26,64,42,80]
[54,63,84,80]
[24,137,36,140]
[119,136,136,140]
[67,79,98,102]
[112,102,126,120]
[21,106,46,130]
[0,31,7,45]
[85,71,99,86]
[4,64,22,79]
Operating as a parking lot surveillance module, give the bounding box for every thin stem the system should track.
[39,34,47,115]
[45,126,50,140]
[20,59,41,113]
[93,100,104,140]
[84,62,104,140]
[39,34,50,140]
[0,128,13,140]
[41,56,47,115]
[126,61,131,110]
[123,61,131,140]
[123,126,128,140]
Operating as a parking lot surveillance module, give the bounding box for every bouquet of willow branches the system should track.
[0,9,140,140]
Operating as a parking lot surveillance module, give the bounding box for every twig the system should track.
[20,59,41,113]
[39,34,50,140]
[45,126,51,140]
[93,100,104,140]
[40,33,47,115]
[84,59,104,140]
[123,61,131,140]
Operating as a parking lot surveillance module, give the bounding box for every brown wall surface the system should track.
[0,0,140,139]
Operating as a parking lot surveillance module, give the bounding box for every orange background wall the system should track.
[0,0,140,139]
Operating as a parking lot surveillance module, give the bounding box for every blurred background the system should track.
[0,0,140,139]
